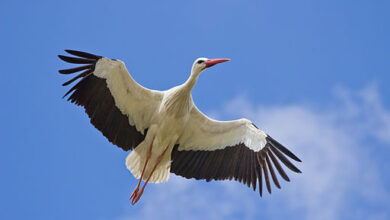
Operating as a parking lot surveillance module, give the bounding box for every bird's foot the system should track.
[131,187,145,205]
[129,187,140,205]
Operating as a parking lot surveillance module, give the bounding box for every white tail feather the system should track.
[125,147,171,183]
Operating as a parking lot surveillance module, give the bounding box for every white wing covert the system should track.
[178,106,267,152]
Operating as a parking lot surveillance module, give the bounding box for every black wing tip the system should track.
[64,49,88,54]
[64,49,102,60]
[58,50,102,97]
[58,55,95,64]
[266,135,302,162]
[64,49,78,53]
[269,145,302,174]
[58,50,100,78]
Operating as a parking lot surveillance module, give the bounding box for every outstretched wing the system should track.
[58,50,163,151]
[171,106,301,196]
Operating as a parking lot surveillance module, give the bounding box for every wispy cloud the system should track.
[118,84,390,220]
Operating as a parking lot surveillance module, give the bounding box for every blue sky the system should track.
[1,1,389,220]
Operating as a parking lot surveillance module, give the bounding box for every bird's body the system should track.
[58,50,302,205]
[127,87,194,184]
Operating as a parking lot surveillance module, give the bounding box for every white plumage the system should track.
[58,50,301,205]
[93,57,162,134]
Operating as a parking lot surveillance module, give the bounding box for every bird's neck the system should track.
[182,69,201,92]
[164,68,199,116]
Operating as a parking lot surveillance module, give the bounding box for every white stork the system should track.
[58,50,301,205]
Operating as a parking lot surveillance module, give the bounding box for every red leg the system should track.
[129,141,153,203]
[132,145,170,205]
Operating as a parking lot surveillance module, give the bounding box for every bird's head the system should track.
[191,57,230,75]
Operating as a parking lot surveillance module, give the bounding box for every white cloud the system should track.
[334,83,390,144]
[118,84,390,220]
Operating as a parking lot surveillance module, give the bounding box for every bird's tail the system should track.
[125,144,171,183]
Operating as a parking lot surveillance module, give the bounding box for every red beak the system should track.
[205,58,230,68]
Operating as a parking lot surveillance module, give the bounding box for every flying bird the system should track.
[58,50,302,205]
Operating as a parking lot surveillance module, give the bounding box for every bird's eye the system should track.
[197,60,205,64]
